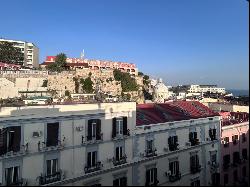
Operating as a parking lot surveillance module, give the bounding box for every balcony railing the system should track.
[112,155,127,166]
[190,139,200,146]
[168,143,179,151]
[38,140,64,152]
[112,129,130,139]
[84,133,103,144]
[0,143,29,158]
[190,165,201,174]
[84,161,103,174]
[145,148,157,157]
[145,180,159,186]
[167,173,181,182]
[39,171,62,185]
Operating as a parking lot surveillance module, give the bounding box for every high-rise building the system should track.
[0,38,39,68]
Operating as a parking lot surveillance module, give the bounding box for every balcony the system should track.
[38,140,64,152]
[190,165,201,174]
[112,129,130,140]
[112,155,127,166]
[145,148,157,157]
[146,180,159,186]
[39,171,62,185]
[167,173,181,182]
[85,133,103,144]
[84,161,103,174]
[0,143,29,159]
[168,143,179,151]
[190,139,200,146]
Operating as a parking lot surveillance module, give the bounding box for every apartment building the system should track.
[0,38,39,68]
[188,85,226,95]
[0,101,221,186]
[220,111,249,186]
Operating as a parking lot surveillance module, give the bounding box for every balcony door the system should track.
[87,151,97,168]
[46,123,59,147]
[5,166,20,185]
[169,161,179,176]
[46,159,58,176]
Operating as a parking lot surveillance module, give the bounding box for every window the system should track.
[191,180,200,186]
[233,152,240,164]
[211,153,217,165]
[189,132,199,146]
[146,140,153,152]
[169,161,179,176]
[242,149,247,160]
[116,118,123,135]
[112,117,128,138]
[146,168,157,186]
[233,170,238,182]
[223,137,229,147]
[242,133,246,143]
[115,146,123,161]
[209,128,216,141]
[224,174,228,185]
[0,126,21,155]
[87,119,101,141]
[46,159,58,176]
[223,155,230,169]
[5,166,20,185]
[87,151,97,168]
[190,154,200,173]
[232,135,238,145]
[242,166,246,177]
[113,177,127,186]
[168,136,178,151]
[46,123,59,147]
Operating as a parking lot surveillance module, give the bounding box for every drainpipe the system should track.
[236,127,241,182]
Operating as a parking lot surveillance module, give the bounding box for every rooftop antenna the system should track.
[80,49,85,59]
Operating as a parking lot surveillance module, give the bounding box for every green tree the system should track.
[47,53,67,72]
[80,77,94,93]
[0,41,24,65]
[65,90,70,96]
[113,69,138,92]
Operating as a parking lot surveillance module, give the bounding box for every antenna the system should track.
[80,49,85,59]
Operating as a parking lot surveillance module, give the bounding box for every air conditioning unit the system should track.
[164,147,169,152]
[166,171,171,176]
[186,142,191,146]
[33,131,42,138]
[76,126,83,132]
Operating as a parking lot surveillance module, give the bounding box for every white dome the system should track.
[154,78,168,93]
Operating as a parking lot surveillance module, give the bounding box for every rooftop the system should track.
[136,101,218,126]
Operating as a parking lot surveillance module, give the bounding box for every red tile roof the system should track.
[136,101,218,126]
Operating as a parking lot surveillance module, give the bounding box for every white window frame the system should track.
[46,159,58,176]
[116,118,123,135]
[5,166,20,185]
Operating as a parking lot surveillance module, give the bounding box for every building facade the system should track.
[41,56,138,75]
[0,38,39,68]
[219,111,249,186]
[0,101,221,186]
[188,85,226,95]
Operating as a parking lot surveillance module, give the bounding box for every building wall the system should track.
[220,122,249,186]
[0,102,220,186]
[206,103,249,113]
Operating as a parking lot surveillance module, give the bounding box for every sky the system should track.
[0,0,249,90]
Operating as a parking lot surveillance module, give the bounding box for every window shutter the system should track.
[169,162,173,174]
[123,117,127,135]
[176,161,179,174]
[213,129,216,137]
[0,161,2,184]
[121,177,127,186]
[146,170,150,186]
[168,137,171,145]
[47,123,59,147]
[112,118,116,138]
[174,136,178,143]
[194,132,197,139]
[96,119,101,140]
[0,129,7,155]
[11,126,21,152]
[113,179,119,186]
[154,168,157,183]
[116,147,119,161]
[189,132,193,141]
[87,152,91,167]
[209,129,212,138]
[92,151,97,166]
[88,120,93,141]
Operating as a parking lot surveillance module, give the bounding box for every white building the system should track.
[188,85,226,95]
[0,38,39,68]
[153,78,170,103]
[0,101,221,186]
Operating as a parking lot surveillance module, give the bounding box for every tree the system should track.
[47,53,67,72]
[113,69,138,92]
[80,77,94,93]
[0,41,24,64]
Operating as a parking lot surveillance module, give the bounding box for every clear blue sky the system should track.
[0,0,249,90]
